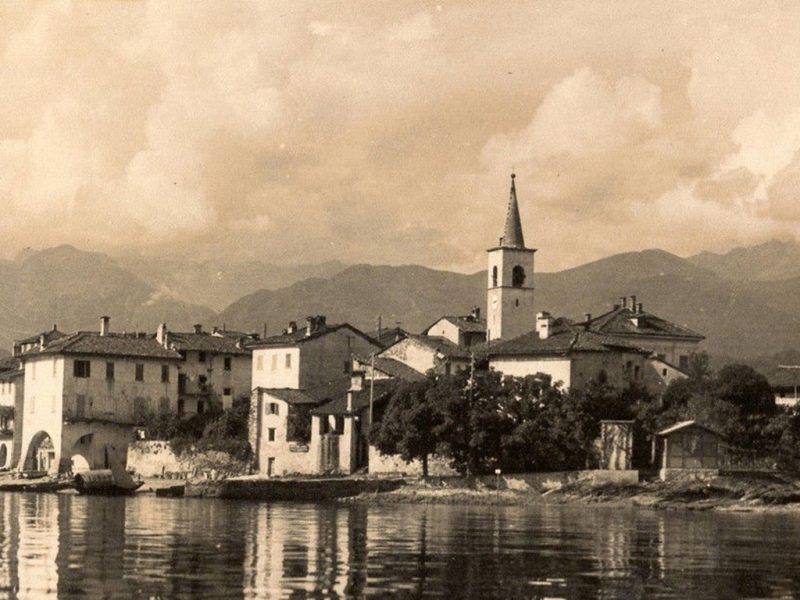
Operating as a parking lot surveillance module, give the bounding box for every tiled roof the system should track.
[487,319,651,358]
[402,334,471,360]
[22,332,182,360]
[15,327,67,347]
[257,388,321,405]
[168,332,251,355]
[310,379,398,416]
[366,327,409,348]
[424,315,486,335]
[0,357,22,381]
[582,307,704,340]
[358,356,427,382]
[252,323,379,349]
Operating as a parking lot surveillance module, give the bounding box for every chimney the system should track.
[305,316,316,336]
[584,313,592,329]
[350,370,364,391]
[100,316,110,336]
[619,297,627,310]
[346,390,354,412]
[471,306,481,321]
[317,315,326,328]
[156,323,167,346]
[637,302,643,313]
[613,303,620,310]
[212,326,219,335]
[193,324,203,334]
[287,321,297,335]
[630,295,637,312]
[39,334,46,349]
[536,311,554,340]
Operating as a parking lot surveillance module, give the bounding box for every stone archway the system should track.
[22,431,56,473]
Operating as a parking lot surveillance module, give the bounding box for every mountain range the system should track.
[3,240,800,363]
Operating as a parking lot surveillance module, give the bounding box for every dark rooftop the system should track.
[167,332,251,355]
[310,379,398,416]
[22,332,182,361]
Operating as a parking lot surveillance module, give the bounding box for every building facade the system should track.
[248,316,382,476]
[157,323,254,414]
[16,317,181,474]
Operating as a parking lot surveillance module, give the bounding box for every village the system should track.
[0,174,791,501]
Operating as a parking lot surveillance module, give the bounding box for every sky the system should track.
[1,1,800,273]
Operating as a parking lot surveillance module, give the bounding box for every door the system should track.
[267,457,275,477]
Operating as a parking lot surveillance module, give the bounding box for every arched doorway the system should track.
[71,453,90,473]
[23,431,56,473]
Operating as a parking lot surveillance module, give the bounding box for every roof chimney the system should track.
[346,390,354,412]
[637,302,643,313]
[100,316,110,336]
[193,324,202,334]
[39,334,46,349]
[471,306,481,321]
[619,297,627,310]
[630,295,637,312]
[350,370,364,392]
[584,313,592,329]
[306,316,316,336]
[287,321,297,335]
[536,311,554,340]
[156,323,167,346]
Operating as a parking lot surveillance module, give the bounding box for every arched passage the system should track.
[70,433,94,473]
[22,431,56,473]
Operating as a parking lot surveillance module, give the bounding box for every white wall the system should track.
[490,356,572,388]
[252,390,316,476]
[251,347,301,389]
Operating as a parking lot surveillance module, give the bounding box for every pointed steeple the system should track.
[500,173,525,248]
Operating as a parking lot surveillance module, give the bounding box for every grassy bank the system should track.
[340,473,800,511]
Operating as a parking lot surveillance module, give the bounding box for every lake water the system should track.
[0,492,799,598]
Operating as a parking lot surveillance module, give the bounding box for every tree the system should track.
[370,377,443,477]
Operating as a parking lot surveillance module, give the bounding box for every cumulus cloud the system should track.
[3,2,800,272]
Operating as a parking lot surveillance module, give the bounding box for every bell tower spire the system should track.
[501,173,525,248]
[486,173,536,341]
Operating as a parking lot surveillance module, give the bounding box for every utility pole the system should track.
[778,364,800,403]
[369,352,375,426]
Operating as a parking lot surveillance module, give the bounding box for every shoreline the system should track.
[4,471,800,513]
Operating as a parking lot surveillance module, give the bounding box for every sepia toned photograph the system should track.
[2,1,800,598]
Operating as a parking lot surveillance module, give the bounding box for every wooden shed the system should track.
[655,420,723,481]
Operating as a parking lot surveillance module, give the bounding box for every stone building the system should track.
[16,316,182,474]
[0,357,23,470]
[156,323,254,414]
[248,316,382,476]
[422,308,486,348]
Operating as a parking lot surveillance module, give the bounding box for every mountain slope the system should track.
[116,255,347,311]
[0,245,215,350]
[218,249,800,359]
[689,239,800,281]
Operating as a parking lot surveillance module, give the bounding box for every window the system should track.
[178,398,185,415]
[135,364,144,382]
[268,402,279,415]
[492,265,498,287]
[515,298,519,307]
[512,265,526,287]
[343,360,350,374]
[179,350,187,361]
[224,357,232,371]
[106,362,115,381]
[271,354,277,371]
[634,365,641,380]
[268,428,276,442]
[224,387,232,396]
[285,353,292,368]
[198,400,205,414]
[198,351,207,363]
[161,364,170,383]
[662,368,668,377]
[73,360,91,378]
[256,355,264,371]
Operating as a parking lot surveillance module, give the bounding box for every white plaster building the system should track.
[16,316,182,474]
[248,316,382,476]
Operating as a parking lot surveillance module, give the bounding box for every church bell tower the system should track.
[487,173,536,341]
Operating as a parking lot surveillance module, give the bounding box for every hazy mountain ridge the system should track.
[4,241,800,361]
[689,239,800,281]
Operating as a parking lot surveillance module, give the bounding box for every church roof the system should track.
[501,173,525,249]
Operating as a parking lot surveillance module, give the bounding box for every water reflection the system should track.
[0,492,799,598]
